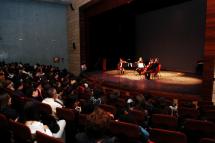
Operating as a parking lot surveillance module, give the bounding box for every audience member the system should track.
[75,107,116,143]
[42,87,64,118]
[0,90,19,120]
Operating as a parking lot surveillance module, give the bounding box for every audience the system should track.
[0,61,212,143]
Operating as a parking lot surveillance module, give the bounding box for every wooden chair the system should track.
[150,128,187,143]
[36,131,64,143]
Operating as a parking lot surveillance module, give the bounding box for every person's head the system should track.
[0,70,5,80]
[23,101,40,121]
[127,98,135,109]
[14,80,24,90]
[139,57,143,61]
[0,90,11,109]
[47,87,57,99]
[2,80,15,91]
[85,107,111,138]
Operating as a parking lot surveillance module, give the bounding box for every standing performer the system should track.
[118,58,127,74]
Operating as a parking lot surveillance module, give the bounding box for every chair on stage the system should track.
[151,64,161,79]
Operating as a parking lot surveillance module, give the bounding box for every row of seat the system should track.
[0,113,63,143]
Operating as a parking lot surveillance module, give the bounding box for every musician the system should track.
[136,57,145,75]
[147,58,159,73]
[144,58,160,80]
[119,58,127,74]
[137,57,144,63]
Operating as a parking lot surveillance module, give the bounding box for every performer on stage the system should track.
[118,58,127,74]
[136,57,145,75]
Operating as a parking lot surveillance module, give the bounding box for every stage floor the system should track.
[84,70,203,97]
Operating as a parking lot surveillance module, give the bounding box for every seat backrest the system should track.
[150,114,178,130]
[56,107,75,121]
[198,101,214,107]
[184,119,215,133]
[128,109,146,125]
[183,119,215,142]
[200,110,215,123]
[0,113,8,127]
[9,120,32,143]
[78,114,87,126]
[150,128,187,143]
[200,138,215,143]
[108,120,140,140]
[178,107,199,119]
[98,104,116,115]
[36,131,63,143]
[0,113,11,143]
[37,103,52,115]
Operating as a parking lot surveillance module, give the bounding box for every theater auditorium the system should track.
[0,0,215,143]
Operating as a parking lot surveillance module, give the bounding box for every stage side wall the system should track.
[136,0,205,73]
[0,0,68,69]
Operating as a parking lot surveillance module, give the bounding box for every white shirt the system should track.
[42,98,63,117]
[26,121,52,136]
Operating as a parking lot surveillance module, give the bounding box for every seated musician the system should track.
[144,58,160,79]
[119,58,127,74]
[147,58,159,73]
[143,58,154,79]
[136,57,145,75]
[151,58,159,72]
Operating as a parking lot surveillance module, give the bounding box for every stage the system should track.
[84,70,203,100]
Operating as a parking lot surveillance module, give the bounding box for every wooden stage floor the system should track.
[84,70,203,100]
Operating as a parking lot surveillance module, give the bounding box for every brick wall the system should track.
[67,0,91,76]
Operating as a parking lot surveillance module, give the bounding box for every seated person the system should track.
[0,90,19,120]
[42,87,64,118]
[75,107,116,143]
[23,101,53,137]
[136,57,145,75]
[149,58,159,73]
[23,101,66,138]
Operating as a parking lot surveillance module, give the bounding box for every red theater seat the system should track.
[36,131,63,143]
[108,120,141,142]
[150,114,178,130]
[183,119,215,143]
[9,120,32,143]
[150,128,187,143]
[200,138,215,143]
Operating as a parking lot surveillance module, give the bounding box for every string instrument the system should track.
[142,62,153,74]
